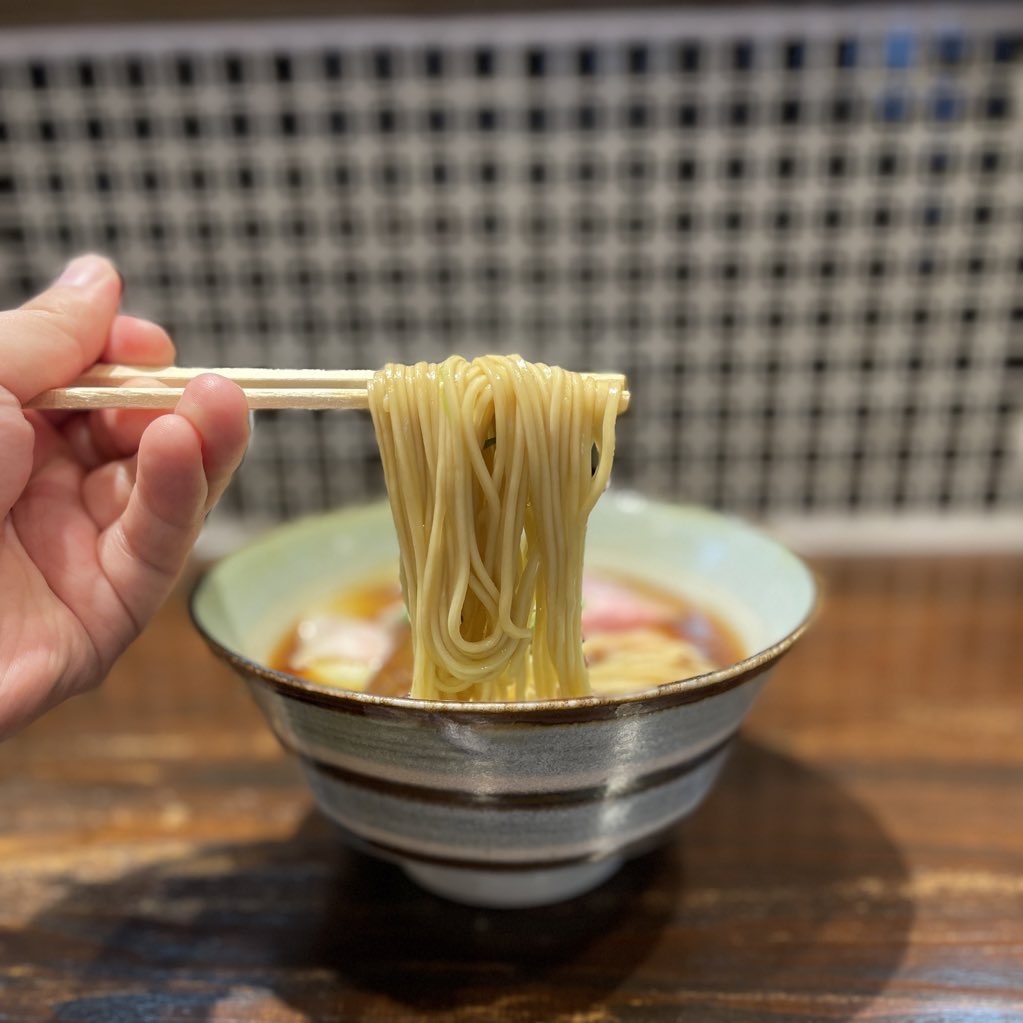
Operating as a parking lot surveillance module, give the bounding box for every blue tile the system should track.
[931,85,961,122]
[934,31,966,65]
[886,31,915,69]
[836,37,858,68]
[878,90,911,123]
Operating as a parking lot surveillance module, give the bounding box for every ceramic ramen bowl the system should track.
[191,493,816,908]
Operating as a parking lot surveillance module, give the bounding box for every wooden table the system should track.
[1,555,1021,1021]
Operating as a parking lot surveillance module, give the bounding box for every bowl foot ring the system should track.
[401,855,624,908]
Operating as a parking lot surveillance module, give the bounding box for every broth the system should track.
[271,569,745,699]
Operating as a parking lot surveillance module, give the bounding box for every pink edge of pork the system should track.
[581,574,675,634]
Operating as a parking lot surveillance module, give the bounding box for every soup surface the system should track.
[271,570,745,699]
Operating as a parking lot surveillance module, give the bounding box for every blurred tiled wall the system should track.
[0,7,1020,520]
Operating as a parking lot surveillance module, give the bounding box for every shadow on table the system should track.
[39,738,912,1022]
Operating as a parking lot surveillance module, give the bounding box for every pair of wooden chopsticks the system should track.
[27,366,631,412]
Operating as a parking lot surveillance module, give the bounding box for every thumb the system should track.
[0,254,122,515]
[0,253,122,403]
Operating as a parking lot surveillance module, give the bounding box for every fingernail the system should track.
[56,253,113,289]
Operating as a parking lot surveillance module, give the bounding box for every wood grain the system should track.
[28,367,629,413]
[27,385,373,411]
[0,555,1021,1021]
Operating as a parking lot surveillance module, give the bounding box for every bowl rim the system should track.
[189,496,820,721]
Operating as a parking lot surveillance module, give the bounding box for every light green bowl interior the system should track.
[193,493,816,672]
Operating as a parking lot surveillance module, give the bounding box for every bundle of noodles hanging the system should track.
[367,355,623,702]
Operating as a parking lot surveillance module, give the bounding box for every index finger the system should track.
[87,317,178,462]
[102,315,176,366]
[45,313,178,432]
[84,316,179,459]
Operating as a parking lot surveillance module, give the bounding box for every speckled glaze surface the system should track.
[191,494,816,906]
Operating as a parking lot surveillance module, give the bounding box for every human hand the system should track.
[0,255,250,738]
